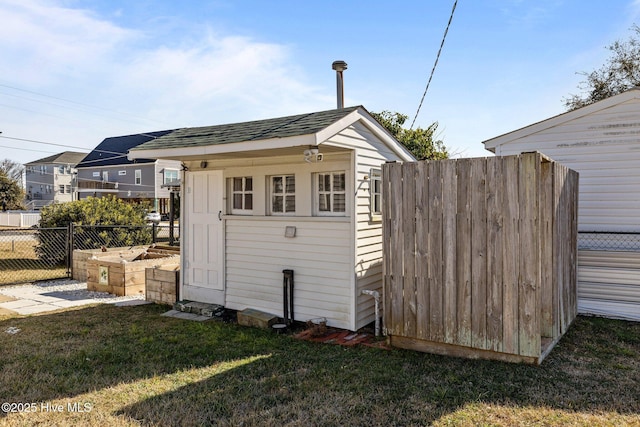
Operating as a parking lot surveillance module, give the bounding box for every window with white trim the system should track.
[370,168,382,218]
[270,175,295,214]
[118,170,127,176]
[164,169,179,185]
[316,171,346,216]
[59,185,65,194]
[230,177,253,214]
[135,169,142,185]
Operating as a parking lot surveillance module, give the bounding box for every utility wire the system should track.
[0,83,168,127]
[410,0,458,130]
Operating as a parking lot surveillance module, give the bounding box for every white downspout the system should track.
[361,289,380,337]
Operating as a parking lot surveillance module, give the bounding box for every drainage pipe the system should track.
[361,289,380,336]
[283,269,294,325]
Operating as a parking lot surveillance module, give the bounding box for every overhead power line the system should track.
[410,0,458,130]
[0,83,168,127]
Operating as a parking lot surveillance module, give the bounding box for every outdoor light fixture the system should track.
[303,146,322,163]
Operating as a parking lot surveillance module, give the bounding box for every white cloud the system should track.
[0,0,331,164]
[0,0,136,85]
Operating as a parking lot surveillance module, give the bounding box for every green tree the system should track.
[564,25,640,111]
[372,111,448,160]
[0,170,25,211]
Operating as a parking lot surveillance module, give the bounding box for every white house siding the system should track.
[325,123,401,329]
[485,95,640,322]
[490,100,640,232]
[225,217,353,329]
[577,250,640,321]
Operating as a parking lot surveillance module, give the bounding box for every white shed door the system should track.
[183,170,224,305]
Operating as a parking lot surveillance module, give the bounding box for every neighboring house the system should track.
[129,106,414,331]
[24,151,87,210]
[76,130,181,216]
[483,87,640,321]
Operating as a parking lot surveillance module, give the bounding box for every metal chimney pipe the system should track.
[332,60,348,109]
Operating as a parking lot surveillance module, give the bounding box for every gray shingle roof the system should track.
[132,106,361,151]
[25,151,87,166]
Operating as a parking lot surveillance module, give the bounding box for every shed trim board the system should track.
[482,88,640,321]
[128,106,413,330]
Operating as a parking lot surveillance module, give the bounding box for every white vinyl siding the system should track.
[484,92,640,321]
[578,250,640,321]
[225,217,352,329]
[489,99,640,232]
[324,122,404,329]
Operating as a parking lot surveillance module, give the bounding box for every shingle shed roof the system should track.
[26,151,87,166]
[132,106,360,152]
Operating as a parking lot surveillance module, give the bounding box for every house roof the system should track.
[25,151,87,166]
[76,130,175,168]
[133,106,360,151]
[128,106,414,162]
[482,87,640,152]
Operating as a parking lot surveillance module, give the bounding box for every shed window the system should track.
[230,177,253,214]
[270,175,295,214]
[316,171,346,216]
[370,168,382,218]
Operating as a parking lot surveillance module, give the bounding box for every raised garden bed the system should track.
[86,246,179,297]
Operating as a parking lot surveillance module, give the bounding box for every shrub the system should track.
[36,196,153,263]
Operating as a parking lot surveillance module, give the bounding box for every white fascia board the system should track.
[483,89,640,151]
[315,107,415,161]
[128,134,317,160]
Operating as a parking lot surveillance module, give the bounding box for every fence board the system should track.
[389,163,404,336]
[402,162,417,337]
[471,158,488,350]
[486,157,504,352]
[455,159,472,347]
[502,155,520,354]
[442,161,458,344]
[540,159,555,338]
[415,162,430,340]
[382,165,392,334]
[518,153,540,357]
[428,161,444,341]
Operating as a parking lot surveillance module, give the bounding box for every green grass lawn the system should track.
[0,304,638,426]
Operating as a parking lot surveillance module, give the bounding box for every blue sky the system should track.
[2,0,640,165]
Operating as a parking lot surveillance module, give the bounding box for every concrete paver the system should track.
[0,281,145,315]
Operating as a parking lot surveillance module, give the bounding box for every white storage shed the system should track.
[129,106,414,330]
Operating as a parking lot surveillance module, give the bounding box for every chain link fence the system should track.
[0,224,179,286]
[578,231,640,252]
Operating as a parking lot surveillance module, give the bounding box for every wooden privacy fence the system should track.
[382,152,579,364]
